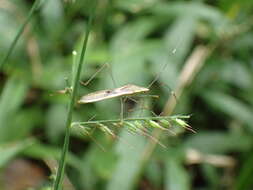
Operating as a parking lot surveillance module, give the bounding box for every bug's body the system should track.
[78,84,149,104]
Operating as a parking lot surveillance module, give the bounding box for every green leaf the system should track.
[221,60,252,89]
[79,148,98,190]
[115,0,157,12]
[91,145,117,179]
[23,142,81,169]
[80,138,117,189]
[165,157,190,190]
[145,160,162,188]
[0,76,28,142]
[41,0,63,35]
[152,2,226,25]
[184,132,252,154]
[201,164,220,189]
[8,108,43,141]
[0,11,21,50]
[0,139,34,168]
[236,151,253,190]
[202,91,253,130]
[106,130,147,190]
[108,18,159,86]
[46,104,67,143]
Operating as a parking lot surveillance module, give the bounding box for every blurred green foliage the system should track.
[1,0,253,189]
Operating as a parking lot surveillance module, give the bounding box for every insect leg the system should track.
[159,82,178,103]
[80,62,109,86]
[120,97,124,124]
[126,97,155,116]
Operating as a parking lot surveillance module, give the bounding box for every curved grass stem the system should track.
[0,0,42,70]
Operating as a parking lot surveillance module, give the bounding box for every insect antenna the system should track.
[107,62,118,88]
[146,40,183,100]
[147,60,170,89]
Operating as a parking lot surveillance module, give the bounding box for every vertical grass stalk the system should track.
[53,1,97,190]
[0,0,42,70]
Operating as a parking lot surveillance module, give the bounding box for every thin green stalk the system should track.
[0,0,42,70]
[73,115,190,125]
[53,1,97,190]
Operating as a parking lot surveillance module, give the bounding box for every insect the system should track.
[77,38,181,106]
[72,47,186,148]
[77,61,175,117]
[75,60,164,121]
[78,84,149,104]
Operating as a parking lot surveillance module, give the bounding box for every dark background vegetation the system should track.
[1,0,253,189]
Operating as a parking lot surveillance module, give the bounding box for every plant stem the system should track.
[0,0,42,70]
[73,115,190,125]
[53,1,97,190]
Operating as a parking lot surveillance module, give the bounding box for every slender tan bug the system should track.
[77,62,175,115]
[77,36,181,106]
[78,84,149,104]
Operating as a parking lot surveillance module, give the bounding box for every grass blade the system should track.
[0,76,28,142]
[0,0,42,70]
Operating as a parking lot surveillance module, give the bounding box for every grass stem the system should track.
[73,115,190,126]
[0,0,42,70]
[53,1,97,190]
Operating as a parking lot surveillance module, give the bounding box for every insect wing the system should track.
[115,84,149,95]
[78,84,149,104]
[78,89,115,103]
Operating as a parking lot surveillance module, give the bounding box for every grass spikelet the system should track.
[124,121,139,134]
[98,123,116,138]
[174,118,196,133]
